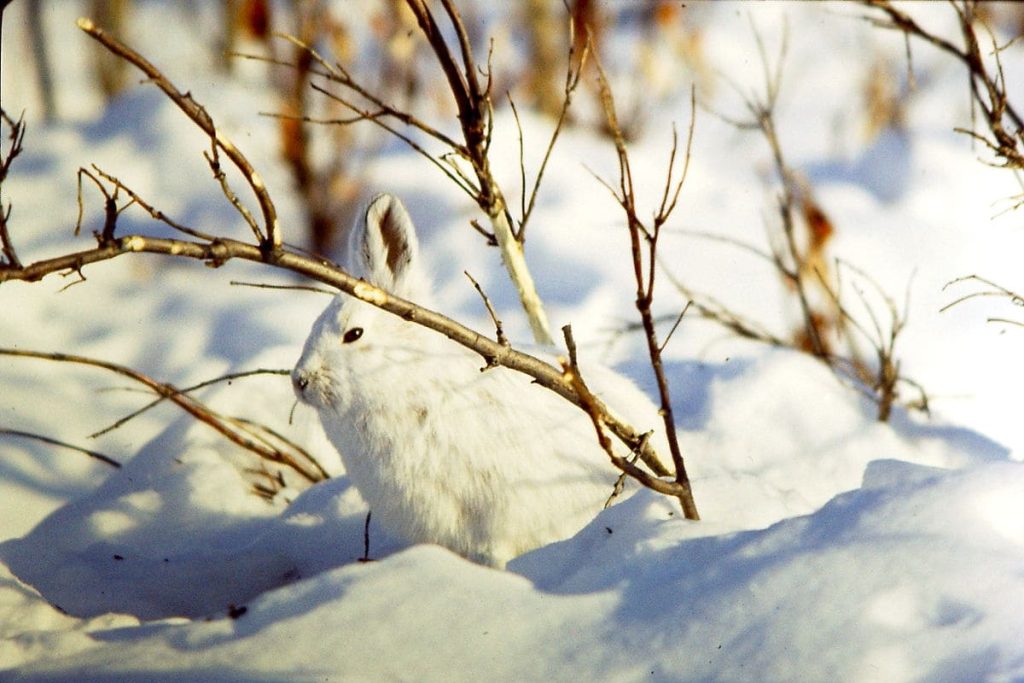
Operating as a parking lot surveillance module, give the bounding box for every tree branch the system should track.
[0,109,26,269]
[592,53,699,520]
[861,0,1024,170]
[0,348,326,483]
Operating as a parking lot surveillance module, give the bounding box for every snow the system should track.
[3,1,1024,681]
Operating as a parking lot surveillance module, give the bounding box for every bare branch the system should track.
[515,24,591,242]
[942,274,1024,318]
[0,348,325,483]
[75,167,110,238]
[468,218,498,246]
[655,89,696,230]
[203,143,263,243]
[404,0,480,151]
[592,51,699,520]
[663,282,790,348]
[814,260,918,421]
[665,21,927,421]
[604,432,645,510]
[725,19,827,359]
[0,109,26,269]
[91,166,215,241]
[860,1,1024,171]
[90,368,291,439]
[279,35,464,151]
[561,326,683,500]
[509,96,529,226]
[465,270,509,352]
[658,301,692,355]
[0,108,25,183]
[987,317,1024,328]
[229,280,335,295]
[670,228,778,266]
[359,511,374,563]
[0,231,669,477]
[0,203,16,270]
[305,81,478,200]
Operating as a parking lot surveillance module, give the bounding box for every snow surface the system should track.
[3,1,1024,681]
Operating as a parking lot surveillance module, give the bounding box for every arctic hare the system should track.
[292,194,666,567]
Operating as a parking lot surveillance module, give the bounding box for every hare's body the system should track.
[293,195,664,567]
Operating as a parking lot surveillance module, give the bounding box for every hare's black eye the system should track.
[343,327,364,344]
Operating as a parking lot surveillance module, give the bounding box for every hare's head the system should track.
[292,193,434,411]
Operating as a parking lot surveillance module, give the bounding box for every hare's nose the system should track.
[292,370,310,397]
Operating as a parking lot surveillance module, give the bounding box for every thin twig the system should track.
[726,19,829,359]
[91,165,215,241]
[941,274,1024,313]
[987,317,1024,328]
[309,82,478,200]
[515,24,590,242]
[509,95,529,227]
[658,301,692,355]
[561,326,679,497]
[814,260,918,421]
[405,0,481,153]
[204,142,262,242]
[669,228,778,266]
[90,368,291,438]
[75,167,110,237]
[468,218,497,246]
[360,511,373,563]
[604,431,646,509]
[0,109,26,269]
[592,51,699,520]
[0,109,25,183]
[262,109,389,128]
[229,280,336,295]
[464,270,509,351]
[660,267,791,348]
[268,34,463,150]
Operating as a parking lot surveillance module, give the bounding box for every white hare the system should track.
[292,194,667,568]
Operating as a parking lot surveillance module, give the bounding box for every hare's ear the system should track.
[350,193,421,296]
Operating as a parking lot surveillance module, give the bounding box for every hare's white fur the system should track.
[293,194,666,567]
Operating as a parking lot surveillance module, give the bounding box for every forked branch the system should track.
[0,348,327,484]
[0,109,26,269]
[592,55,699,520]
[861,0,1024,174]
[942,274,1024,329]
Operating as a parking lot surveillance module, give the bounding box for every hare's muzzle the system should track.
[291,369,312,401]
